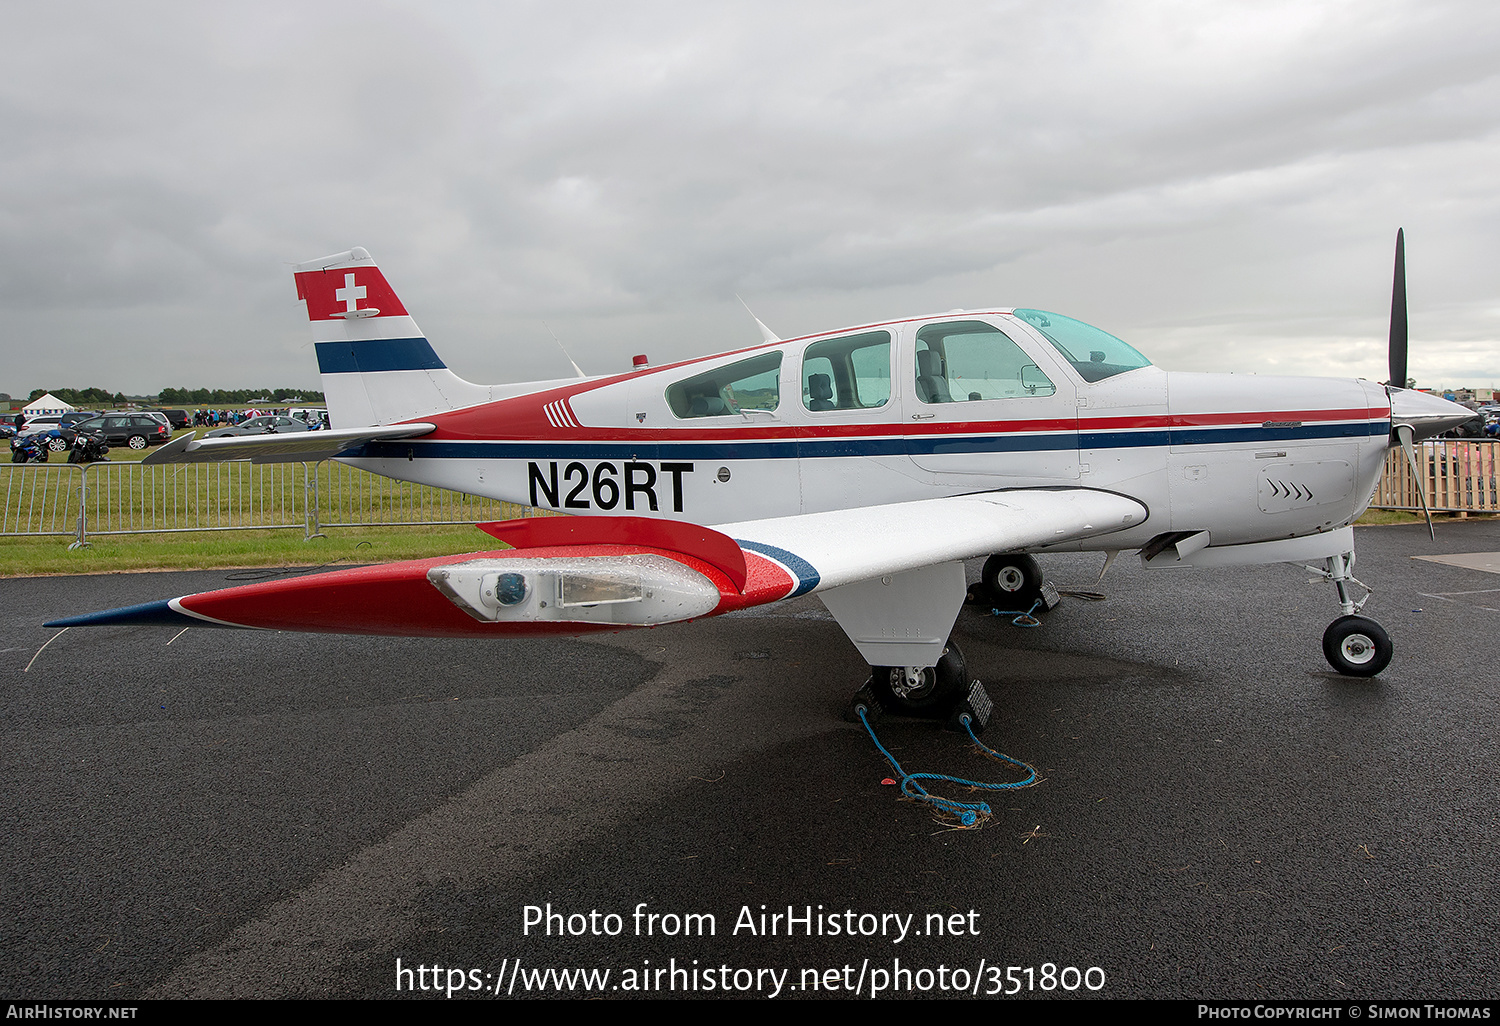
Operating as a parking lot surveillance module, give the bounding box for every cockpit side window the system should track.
[1012,309,1152,383]
[801,330,891,412]
[914,320,1056,404]
[665,351,783,419]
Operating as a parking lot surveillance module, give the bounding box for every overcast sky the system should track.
[2,0,1497,397]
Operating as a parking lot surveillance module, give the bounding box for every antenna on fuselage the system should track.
[736,295,781,343]
[544,321,587,378]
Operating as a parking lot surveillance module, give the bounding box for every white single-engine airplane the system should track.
[55,234,1468,715]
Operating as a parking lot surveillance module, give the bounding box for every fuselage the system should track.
[337,308,1393,554]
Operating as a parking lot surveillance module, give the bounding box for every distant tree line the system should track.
[157,387,325,405]
[25,386,324,406]
[27,387,125,405]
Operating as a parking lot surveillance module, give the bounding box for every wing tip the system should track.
[44,599,202,629]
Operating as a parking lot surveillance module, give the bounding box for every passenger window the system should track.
[914,320,1055,404]
[666,351,782,418]
[801,331,891,411]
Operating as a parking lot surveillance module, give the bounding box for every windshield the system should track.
[1012,309,1151,383]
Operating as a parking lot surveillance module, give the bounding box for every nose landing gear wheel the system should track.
[869,640,967,718]
[1322,615,1392,677]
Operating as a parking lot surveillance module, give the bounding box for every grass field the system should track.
[2,507,1477,579]
[0,524,503,577]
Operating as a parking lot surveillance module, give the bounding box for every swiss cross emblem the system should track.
[334,273,366,314]
[294,263,408,320]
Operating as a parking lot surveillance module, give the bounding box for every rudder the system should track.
[294,248,493,427]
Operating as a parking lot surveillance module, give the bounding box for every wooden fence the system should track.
[1371,440,1499,514]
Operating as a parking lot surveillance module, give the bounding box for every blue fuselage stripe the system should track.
[315,338,447,373]
[348,420,1389,462]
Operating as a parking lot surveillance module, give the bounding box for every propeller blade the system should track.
[1388,228,1408,388]
[1394,423,1434,540]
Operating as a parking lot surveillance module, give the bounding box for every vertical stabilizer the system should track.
[294,248,495,427]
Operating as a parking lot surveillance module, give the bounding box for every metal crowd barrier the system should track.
[4,440,1493,546]
[1,464,83,538]
[1,460,528,547]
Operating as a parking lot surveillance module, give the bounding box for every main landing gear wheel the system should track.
[982,553,1043,608]
[869,640,967,718]
[1322,615,1392,677]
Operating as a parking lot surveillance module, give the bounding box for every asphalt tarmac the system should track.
[3,521,1497,1001]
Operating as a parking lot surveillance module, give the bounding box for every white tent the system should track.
[22,393,76,417]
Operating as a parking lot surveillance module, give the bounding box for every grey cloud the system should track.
[1,0,1498,394]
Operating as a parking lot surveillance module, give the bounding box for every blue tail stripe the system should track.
[315,337,446,373]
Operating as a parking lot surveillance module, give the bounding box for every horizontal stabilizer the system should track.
[142,424,436,465]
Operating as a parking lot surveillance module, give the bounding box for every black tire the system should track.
[981,553,1044,608]
[870,640,967,717]
[127,435,147,450]
[1322,615,1392,677]
[47,436,67,452]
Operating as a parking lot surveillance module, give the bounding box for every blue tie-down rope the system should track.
[857,708,1037,829]
[989,599,1043,627]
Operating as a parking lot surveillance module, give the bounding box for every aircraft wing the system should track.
[141,423,436,465]
[46,489,1146,642]
[717,489,1146,595]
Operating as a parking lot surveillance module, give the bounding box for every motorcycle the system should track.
[10,432,53,463]
[68,433,110,464]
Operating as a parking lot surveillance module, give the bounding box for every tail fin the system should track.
[294,248,493,427]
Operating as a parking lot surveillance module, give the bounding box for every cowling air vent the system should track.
[1258,461,1354,514]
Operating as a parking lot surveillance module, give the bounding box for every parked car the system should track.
[19,413,99,451]
[38,411,106,451]
[153,409,190,430]
[204,416,313,438]
[18,415,67,446]
[73,413,173,450]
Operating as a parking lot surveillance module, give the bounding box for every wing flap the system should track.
[142,423,436,465]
